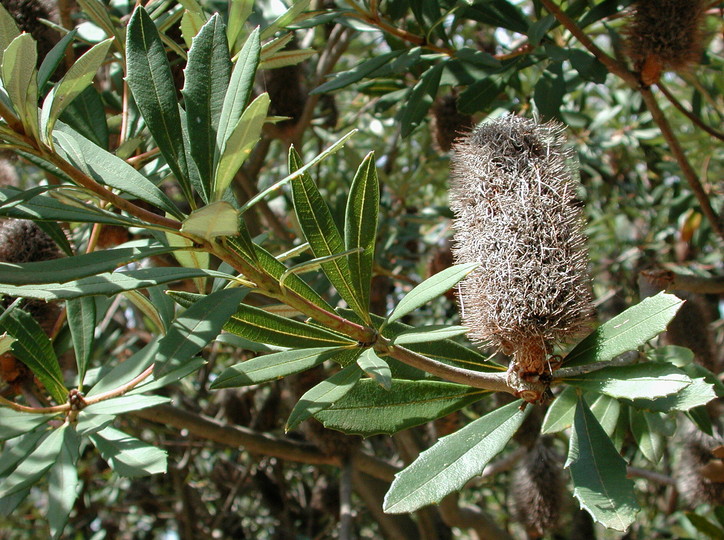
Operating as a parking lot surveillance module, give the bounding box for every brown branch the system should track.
[439,493,515,540]
[639,268,724,295]
[627,466,675,485]
[657,81,724,142]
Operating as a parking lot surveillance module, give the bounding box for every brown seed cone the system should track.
[624,0,707,85]
[675,424,724,506]
[509,436,565,538]
[449,115,594,384]
[430,95,474,153]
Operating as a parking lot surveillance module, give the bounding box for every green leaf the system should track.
[0,333,14,355]
[564,362,691,400]
[566,394,638,532]
[312,51,404,94]
[259,0,311,40]
[314,379,487,437]
[0,241,176,285]
[0,425,64,499]
[227,0,254,52]
[457,76,502,114]
[630,376,716,413]
[213,92,269,200]
[0,408,56,442]
[59,85,109,149]
[0,429,46,476]
[83,395,170,416]
[180,201,240,240]
[90,426,167,477]
[286,362,363,432]
[0,309,67,404]
[398,62,444,137]
[66,297,96,387]
[129,357,206,395]
[183,13,232,199]
[85,338,161,398]
[47,426,80,540]
[52,122,183,218]
[344,152,379,321]
[590,393,620,437]
[38,28,78,91]
[533,62,565,121]
[630,409,668,464]
[1,33,38,141]
[542,386,579,434]
[0,5,20,64]
[385,262,478,326]
[223,303,355,348]
[356,348,391,390]
[0,267,227,301]
[290,148,367,318]
[564,292,684,367]
[383,400,528,513]
[40,38,113,141]
[216,27,260,165]
[685,512,724,539]
[392,325,469,345]
[212,347,343,389]
[154,287,247,375]
[126,7,192,201]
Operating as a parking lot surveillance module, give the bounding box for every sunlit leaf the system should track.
[357,348,391,390]
[0,426,64,499]
[181,201,240,240]
[90,426,167,477]
[66,297,96,387]
[47,426,80,539]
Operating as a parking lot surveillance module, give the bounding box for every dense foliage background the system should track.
[0,0,721,538]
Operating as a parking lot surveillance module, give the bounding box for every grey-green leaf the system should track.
[0,408,56,442]
[286,361,363,432]
[383,400,529,513]
[83,395,171,416]
[212,347,342,389]
[566,394,639,531]
[564,292,684,367]
[47,426,80,539]
[90,426,167,477]
[392,325,469,345]
[344,152,379,321]
[356,348,391,390]
[314,379,487,437]
[0,425,64,499]
[386,262,478,326]
[66,296,96,387]
[563,362,691,400]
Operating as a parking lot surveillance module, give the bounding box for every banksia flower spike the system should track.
[430,94,473,153]
[624,0,707,86]
[449,115,594,401]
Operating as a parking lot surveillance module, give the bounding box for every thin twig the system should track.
[627,466,675,485]
[657,81,724,142]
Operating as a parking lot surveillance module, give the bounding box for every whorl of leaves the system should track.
[430,94,473,153]
[449,115,594,376]
[624,0,707,84]
[510,436,565,538]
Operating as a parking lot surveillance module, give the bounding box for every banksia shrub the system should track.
[449,115,594,397]
[430,94,473,152]
[510,436,565,538]
[624,0,707,85]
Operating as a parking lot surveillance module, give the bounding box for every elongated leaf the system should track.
[0,408,56,442]
[226,0,253,51]
[213,93,269,200]
[290,148,366,318]
[0,425,64,499]
[53,122,182,218]
[85,338,160,398]
[1,33,38,141]
[183,13,232,198]
[0,5,20,64]
[0,429,46,476]
[563,362,691,400]
[41,38,113,140]
[564,292,684,367]
[392,325,468,345]
[315,379,487,436]
[385,262,478,325]
[90,426,167,477]
[259,0,311,40]
[630,410,668,464]
[212,346,342,389]
[0,334,14,355]
[631,376,715,413]
[126,7,192,201]
[286,361,363,432]
[154,287,247,375]
[590,393,620,436]
[38,28,78,91]
[357,348,391,390]
[398,62,443,138]
[0,242,176,285]
[344,152,378,321]
[216,27,260,164]
[83,395,170,416]
[59,86,109,149]
[0,267,227,301]
[312,51,403,94]
[384,400,529,513]
[181,201,240,240]
[566,395,639,531]
[66,297,96,387]
[0,309,67,404]
[47,426,80,539]
[542,386,579,434]
[223,303,354,348]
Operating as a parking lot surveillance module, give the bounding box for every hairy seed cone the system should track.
[430,95,473,153]
[449,115,594,379]
[624,0,707,85]
[510,436,565,538]
[675,424,724,506]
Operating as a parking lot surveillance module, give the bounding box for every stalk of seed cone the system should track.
[430,94,474,153]
[449,115,594,390]
[510,436,565,538]
[624,0,707,85]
